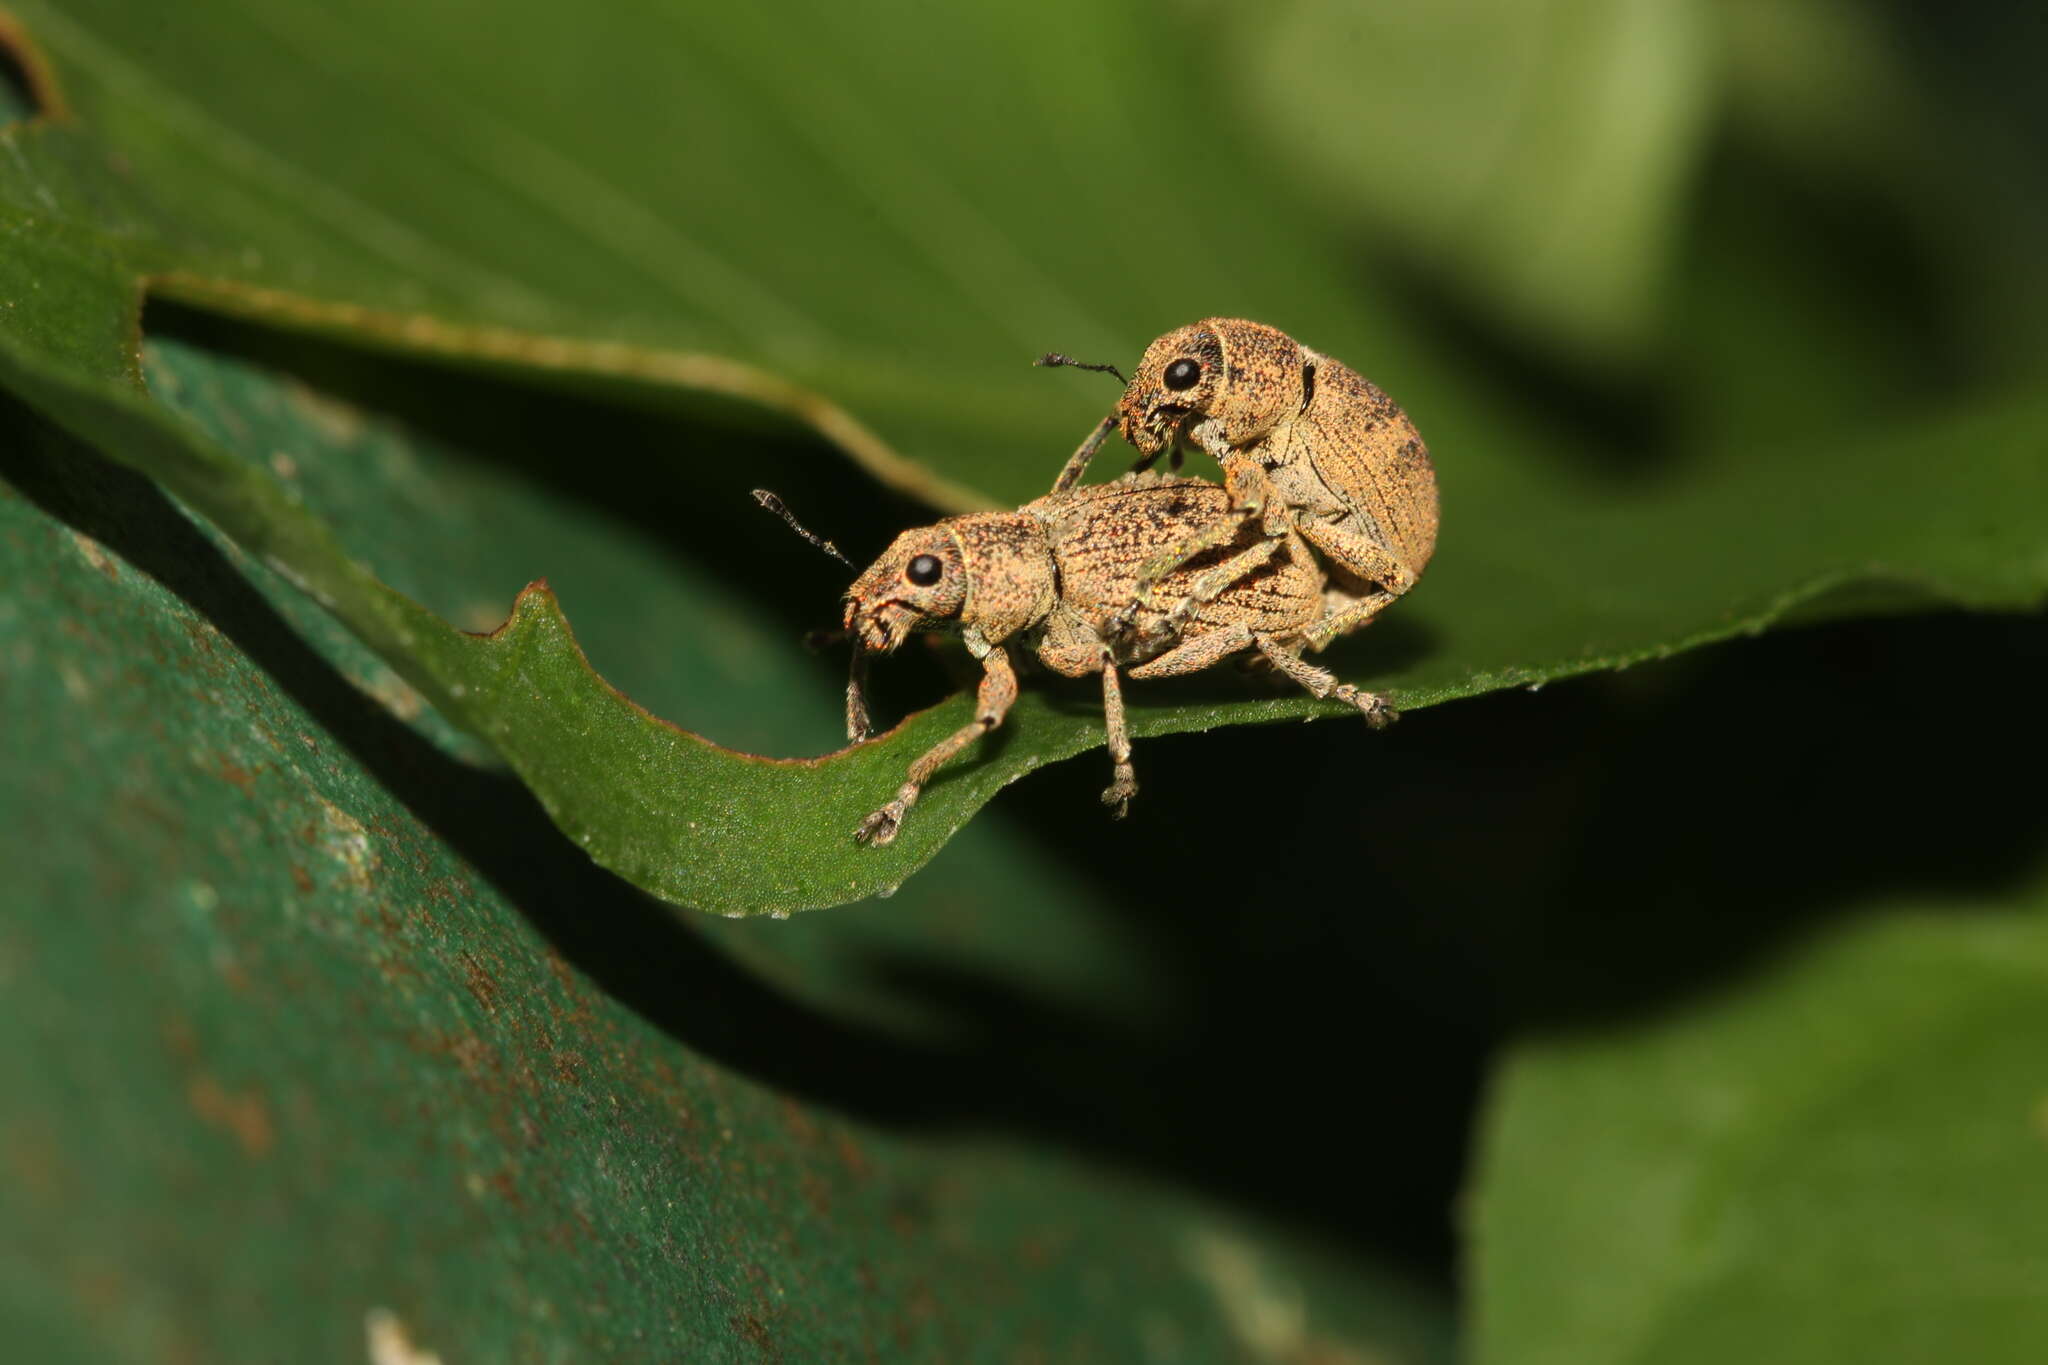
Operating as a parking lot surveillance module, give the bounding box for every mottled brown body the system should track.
[1052,318,1438,649]
[843,473,1390,847]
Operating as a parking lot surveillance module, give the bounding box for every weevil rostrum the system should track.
[833,473,1392,848]
[1044,318,1438,650]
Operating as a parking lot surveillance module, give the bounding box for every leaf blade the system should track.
[1470,884,2048,1364]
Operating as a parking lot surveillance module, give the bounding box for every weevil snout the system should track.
[843,596,916,654]
[1118,398,1193,456]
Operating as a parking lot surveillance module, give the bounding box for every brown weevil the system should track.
[1043,318,1439,650]
[812,473,1393,848]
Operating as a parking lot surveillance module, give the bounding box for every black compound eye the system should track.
[1163,357,1202,391]
[906,553,944,586]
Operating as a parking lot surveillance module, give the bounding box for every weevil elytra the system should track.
[1043,318,1438,650]
[833,473,1392,848]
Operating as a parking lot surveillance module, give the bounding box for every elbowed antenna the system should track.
[752,489,856,569]
[1035,353,1127,386]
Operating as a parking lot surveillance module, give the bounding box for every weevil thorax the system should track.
[947,512,1059,644]
[843,513,1056,653]
[1116,318,1305,454]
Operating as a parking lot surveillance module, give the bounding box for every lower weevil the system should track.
[812,473,1395,847]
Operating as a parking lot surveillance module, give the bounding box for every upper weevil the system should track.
[1043,318,1438,650]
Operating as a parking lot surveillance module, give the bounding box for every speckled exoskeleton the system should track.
[840,473,1392,848]
[1044,318,1438,650]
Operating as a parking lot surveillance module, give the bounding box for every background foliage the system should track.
[2,0,2044,1360]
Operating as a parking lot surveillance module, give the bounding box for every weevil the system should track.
[1043,318,1438,650]
[818,473,1393,848]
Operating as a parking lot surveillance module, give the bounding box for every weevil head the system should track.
[843,527,969,654]
[1116,318,1305,454]
[844,513,1057,653]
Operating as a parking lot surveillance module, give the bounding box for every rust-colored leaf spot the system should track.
[459,951,500,1013]
[186,1072,275,1158]
[215,757,259,796]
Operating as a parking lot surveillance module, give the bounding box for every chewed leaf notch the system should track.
[0,11,65,125]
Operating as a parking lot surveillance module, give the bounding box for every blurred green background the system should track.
[3,1,2045,1360]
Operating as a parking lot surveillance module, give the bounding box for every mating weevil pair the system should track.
[764,319,1439,847]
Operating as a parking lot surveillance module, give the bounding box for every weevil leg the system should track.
[846,649,875,743]
[1293,517,1419,594]
[1098,652,1138,817]
[1051,415,1119,493]
[1111,534,1281,646]
[855,645,1019,847]
[1127,624,1255,680]
[1301,586,1397,653]
[1161,535,1284,632]
[1107,452,1277,637]
[1291,517,1419,651]
[1253,636,1396,729]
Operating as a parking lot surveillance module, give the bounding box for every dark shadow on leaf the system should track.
[142,300,940,646]
[1490,611,2048,1026]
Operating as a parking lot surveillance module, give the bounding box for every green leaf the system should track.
[1468,871,2048,1363]
[1212,0,1717,366]
[1,0,2045,913]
